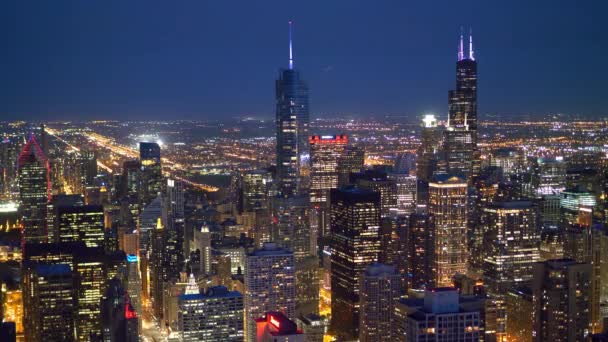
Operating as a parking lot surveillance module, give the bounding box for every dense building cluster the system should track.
[0,25,607,342]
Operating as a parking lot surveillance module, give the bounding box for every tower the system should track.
[428,174,468,286]
[18,134,50,245]
[444,29,478,181]
[276,21,310,197]
[329,186,381,339]
[359,263,401,342]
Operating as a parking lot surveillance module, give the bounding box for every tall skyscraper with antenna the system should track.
[275,21,310,197]
[444,28,478,181]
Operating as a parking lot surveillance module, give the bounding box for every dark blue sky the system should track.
[0,1,606,121]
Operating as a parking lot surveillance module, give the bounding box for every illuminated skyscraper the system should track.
[242,169,273,212]
[100,278,139,342]
[126,254,142,335]
[388,173,417,216]
[329,186,381,339]
[428,174,468,286]
[18,135,50,244]
[23,264,76,342]
[0,136,22,197]
[139,142,162,205]
[482,200,540,293]
[416,114,442,183]
[353,169,398,217]
[309,135,348,205]
[444,30,478,181]
[178,278,244,342]
[337,145,365,187]
[276,22,310,197]
[532,259,592,342]
[55,204,105,247]
[359,263,401,342]
[245,243,295,342]
[408,211,436,290]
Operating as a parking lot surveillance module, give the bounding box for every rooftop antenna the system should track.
[289,21,294,70]
[469,27,475,60]
[458,26,464,61]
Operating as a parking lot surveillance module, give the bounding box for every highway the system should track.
[45,127,219,192]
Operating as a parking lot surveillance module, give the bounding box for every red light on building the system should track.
[125,304,137,320]
[309,135,348,145]
[269,314,281,329]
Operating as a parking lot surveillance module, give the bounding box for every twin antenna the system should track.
[458,27,475,61]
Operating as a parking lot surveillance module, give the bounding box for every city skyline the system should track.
[0,1,606,121]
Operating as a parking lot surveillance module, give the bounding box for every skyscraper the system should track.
[23,264,76,342]
[18,135,50,244]
[444,29,478,181]
[408,211,436,290]
[100,278,139,342]
[532,259,592,342]
[139,142,162,205]
[482,200,540,293]
[178,278,244,342]
[359,263,401,342]
[244,243,296,342]
[329,186,381,339]
[416,114,442,183]
[54,204,105,247]
[275,21,310,197]
[428,174,468,286]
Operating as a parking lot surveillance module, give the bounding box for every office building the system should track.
[353,169,398,217]
[428,174,468,286]
[337,145,365,187]
[505,286,533,342]
[296,314,328,342]
[100,278,139,342]
[55,204,105,247]
[275,22,309,197]
[18,135,50,244]
[242,169,273,212]
[359,263,401,342]
[245,243,295,342]
[178,278,244,342]
[482,200,540,293]
[329,186,381,339]
[23,264,76,342]
[139,141,162,205]
[532,259,592,342]
[388,173,417,216]
[309,134,348,205]
[408,211,436,290]
[394,287,483,342]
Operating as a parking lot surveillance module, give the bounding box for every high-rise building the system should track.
[23,264,76,342]
[245,243,296,342]
[388,173,417,216]
[505,286,533,342]
[309,134,348,205]
[55,204,105,247]
[242,169,273,212]
[271,195,313,261]
[408,211,436,290]
[416,114,442,183]
[444,30,478,181]
[337,145,365,187]
[18,135,50,244]
[359,263,401,342]
[178,278,244,342]
[428,174,468,286]
[139,142,162,205]
[126,254,142,335]
[310,135,348,237]
[532,259,592,342]
[275,22,309,197]
[353,169,398,217]
[0,136,22,197]
[393,287,484,342]
[329,186,381,339]
[194,225,212,275]
[482,200,540,293]
[100,278,139,342]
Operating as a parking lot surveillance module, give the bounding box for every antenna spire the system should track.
[469,27,475,60]
[289,21,294,70]
[458,27,464,61]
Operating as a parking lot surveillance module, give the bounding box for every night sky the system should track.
[0,1,606,121]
